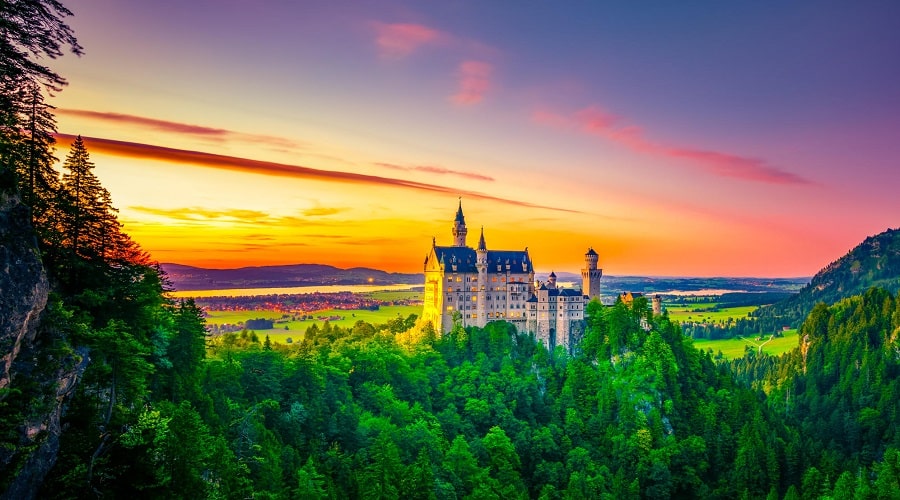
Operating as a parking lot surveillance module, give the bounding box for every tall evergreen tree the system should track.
[0,0,81,190]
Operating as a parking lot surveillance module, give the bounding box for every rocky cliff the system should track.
[0,192,48,390]
[0,192,87,499]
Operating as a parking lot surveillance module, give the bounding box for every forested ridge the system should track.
[677,228,900,341]
[749,229,900,334]
[4,1,900,499]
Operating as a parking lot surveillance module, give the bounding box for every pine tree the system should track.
[0,0,81,190]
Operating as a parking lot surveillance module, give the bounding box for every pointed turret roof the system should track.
[477,226,486,251]
[455,198,465,223]
[586,247,598,256]
[549,271,557,278]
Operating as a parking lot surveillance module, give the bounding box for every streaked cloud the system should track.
[57,109,301,150]
[372,22,444,58]
[302,207,345,217]
[130,206,273,224]
[128,206,350,227]
[375,162,494,182]
[57,134,581,214]
[451,60,493,106]
[532,105,812,186]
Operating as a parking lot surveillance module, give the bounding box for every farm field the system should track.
[692,329,799,360]
[666,304,757,324]
[359,290,423,302]
[205,305,421,344]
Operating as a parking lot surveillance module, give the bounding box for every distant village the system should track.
[196,291,419,334]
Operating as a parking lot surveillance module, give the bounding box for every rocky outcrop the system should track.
[0,192,85,499]
[1,346,89,499]
[0,191,48,391]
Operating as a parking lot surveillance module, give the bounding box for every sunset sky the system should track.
[45,1,900,277]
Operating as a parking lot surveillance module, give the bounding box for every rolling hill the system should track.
[160,263,424,291]
[752,227,900,330]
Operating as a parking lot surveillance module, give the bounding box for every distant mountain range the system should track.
[160,263,424,291]
[537,272,808,295]
[752,227,900,330]
[162,261,811,295]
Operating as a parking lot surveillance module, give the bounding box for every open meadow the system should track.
[204,304,421,344]
[665,303,758,324]
[692,329,798,359]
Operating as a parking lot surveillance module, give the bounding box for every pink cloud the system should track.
[573,106,622,133]
[532,106,812,186]
[372,22,443,58]
[376,162,494,181]
[451,60,493,106]
[55,134,580,214]
[57,109,301,150]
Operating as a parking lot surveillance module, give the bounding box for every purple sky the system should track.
[44,0,900,275]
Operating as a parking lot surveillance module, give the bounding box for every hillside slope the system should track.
[752,227,900,330]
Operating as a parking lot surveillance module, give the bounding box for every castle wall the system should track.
[429,268,534,334]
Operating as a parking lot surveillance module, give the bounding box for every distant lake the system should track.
[656,289,749,296]
[168,284,421,298]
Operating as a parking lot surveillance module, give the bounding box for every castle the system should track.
[422,201,603,351]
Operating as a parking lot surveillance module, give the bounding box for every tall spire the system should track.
[452,198,468,247]
[477,226,487,251]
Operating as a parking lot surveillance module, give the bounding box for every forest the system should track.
[3,2,900,499]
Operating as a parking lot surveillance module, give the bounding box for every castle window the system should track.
[492,276,497,282]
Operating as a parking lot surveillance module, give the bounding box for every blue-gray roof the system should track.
[431,246,532,273]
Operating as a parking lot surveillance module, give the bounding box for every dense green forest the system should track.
[3,2,900,499]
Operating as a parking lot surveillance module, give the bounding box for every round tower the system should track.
[547,271,557,290]
[581,247,603,302]
[476,227,488,324]
[452,199,468,247]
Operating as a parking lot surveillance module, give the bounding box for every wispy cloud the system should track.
[375,162,494,182]
[451,60,493,106]
[370,22,498,105]
[129,207,353,228]
[302,207,345,217]
[532,105,812,186]
[372,22,444,58]
[130,206,273,224]
[57,134,581,214]
[57,109,302,151]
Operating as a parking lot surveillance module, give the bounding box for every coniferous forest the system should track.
[3,2,900,499]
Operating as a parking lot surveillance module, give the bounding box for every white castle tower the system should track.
[452,199,467,247]
[581,247,603,302]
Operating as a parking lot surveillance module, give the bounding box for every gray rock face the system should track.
[0,191,49,391]
[0,192,86,499]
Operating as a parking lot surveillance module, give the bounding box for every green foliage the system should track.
[752,229,900,333]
